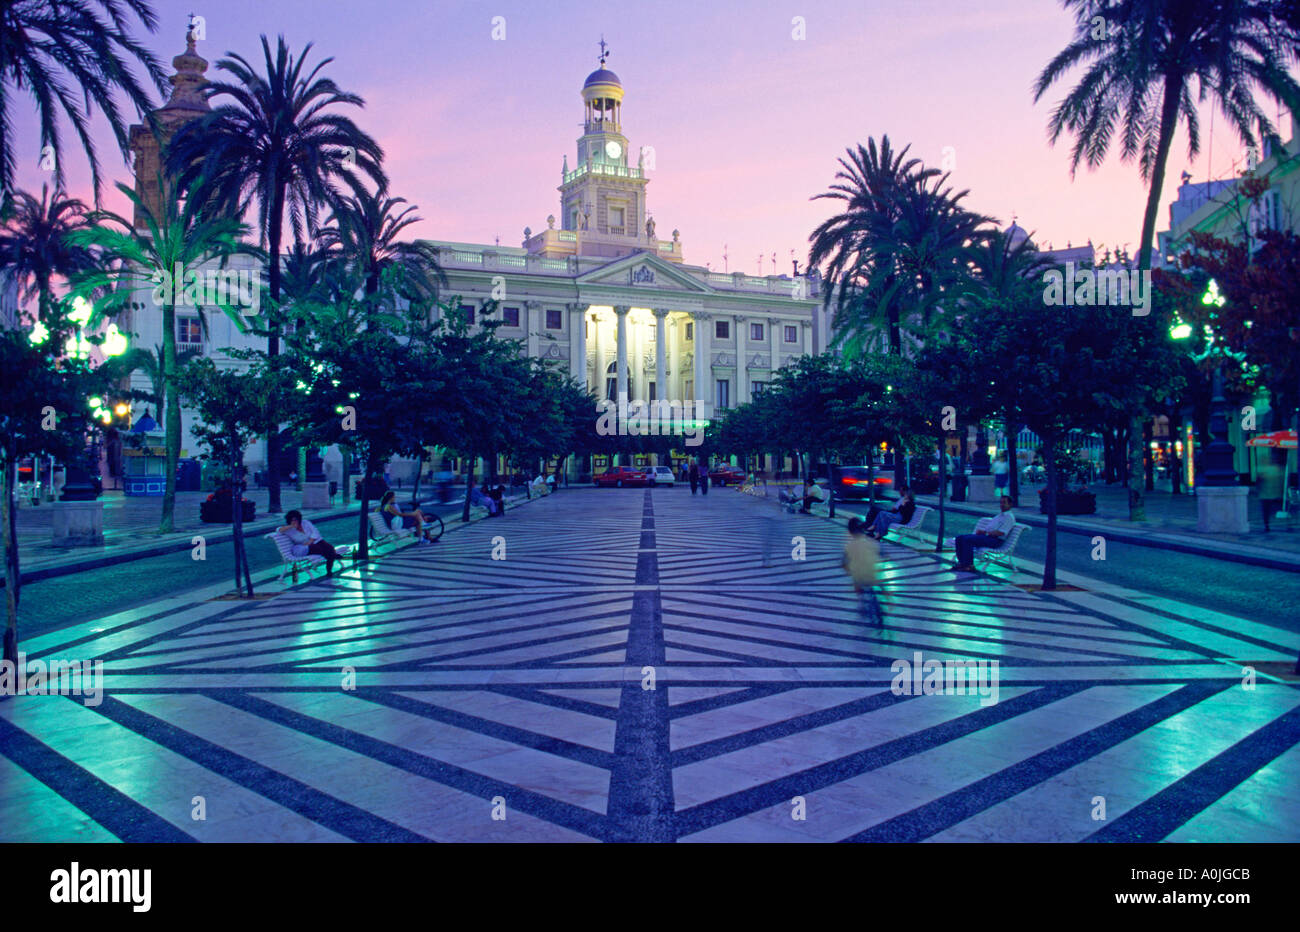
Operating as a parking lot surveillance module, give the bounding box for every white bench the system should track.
[368,511,416,547]
[943,521,1029,573]
[267,532,355,583]
[886,504,931,539]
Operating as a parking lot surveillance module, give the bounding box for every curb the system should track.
[913,496,1300,575]
[5,491,537,587]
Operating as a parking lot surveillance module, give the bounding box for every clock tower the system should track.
[559,39,649,239]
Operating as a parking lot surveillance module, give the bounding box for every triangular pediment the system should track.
[576,252,713,294]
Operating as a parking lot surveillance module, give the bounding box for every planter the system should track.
[1038,488,1097,515]
[200,491,256,524]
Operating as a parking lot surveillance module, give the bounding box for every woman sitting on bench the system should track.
[378,490,438,544]
[867,488,915,539]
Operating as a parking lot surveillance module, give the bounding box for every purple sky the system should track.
[11,0,1290,274]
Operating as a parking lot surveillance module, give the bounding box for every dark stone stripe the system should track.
[215,691,606,840]
[484,685,621,721]
[352,689,616,769]
[675,683,1087,838]
[667,684,798,719]
[0,708,197,842]
[673,689,908,767]
[87,695,429,842]
[607,490,675,842]
[1084,701,1300,843]
[840,681,1230,842]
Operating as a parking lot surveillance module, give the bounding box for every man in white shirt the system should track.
[953,495,1016,572]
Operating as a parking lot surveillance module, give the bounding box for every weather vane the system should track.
[599,35,610,67]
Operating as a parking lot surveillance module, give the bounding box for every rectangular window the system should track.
[716,379,730,409]
[685,379,694,400]
[715,320,730,340]
[177,317,202,345]
[752,381,766,395]
[648,381,657,402]
[503,306,520,327]
[784,325,798,343]
[686,322,693,341]
[460,304,474,325]
[546,309,562,330]
[750,322,764,341]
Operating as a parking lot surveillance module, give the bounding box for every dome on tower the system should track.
[584,67,621,88]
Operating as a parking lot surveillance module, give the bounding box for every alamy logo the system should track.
[890,651,999,706]
[150,262,261,316]
[0,652,103,706]
[1042,262,1150,316]
[50,862,151,912]
[596,394,705,446]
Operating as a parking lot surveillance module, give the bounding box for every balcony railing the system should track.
[562,162,644,185]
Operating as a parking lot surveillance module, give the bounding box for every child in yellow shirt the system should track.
[843,517,883,626]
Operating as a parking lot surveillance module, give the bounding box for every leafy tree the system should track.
[1,326,105,664]
[0,0,167,204]
[174,355,295,596]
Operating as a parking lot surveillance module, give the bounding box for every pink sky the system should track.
[10,0,1289,275]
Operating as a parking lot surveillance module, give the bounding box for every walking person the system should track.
[700,459,709,496]
[1257,449,1286,532]
[843,517,883,626]
[688,461,700,495]
[993,452,1010,493]
[278,510,344,577]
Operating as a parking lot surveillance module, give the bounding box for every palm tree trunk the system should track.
[160,303,180,533]
[1128,414,1146,521]
[1136,72,1184,272]
[341,448,352,505]
[3,450,20,666]
[1006,420,1021,507]
[357,458,376,561]
[1043,441,1058,590]
[266,185,286,514]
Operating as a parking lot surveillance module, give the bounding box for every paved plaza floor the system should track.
[2,488,1297,842]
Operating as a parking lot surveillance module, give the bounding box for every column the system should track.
[568,302,587,388]
[735,314,748,403]
[592,311,606,400]
[525,300,541,358]
[692,311,711,416]
[614,305,630,403]
[653,308,669,414]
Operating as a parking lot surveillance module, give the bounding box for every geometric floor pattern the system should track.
[2,488,1298,842]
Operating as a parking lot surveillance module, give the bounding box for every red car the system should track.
[594,466,652,488]
[708,465,747,486]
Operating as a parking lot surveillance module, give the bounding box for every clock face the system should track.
[605,140,622,160]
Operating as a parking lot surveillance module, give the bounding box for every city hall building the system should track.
[117,36,823,484]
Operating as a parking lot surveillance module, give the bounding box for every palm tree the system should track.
[809,136,937,356]
[113,342,201,417]
[1034,0,1300,519]
[318,191,446,305]
[0,185,97,326]
[164,35,387,514]
[0,0,168,205]
[68,179,247,533]
[1034,0,1300,272]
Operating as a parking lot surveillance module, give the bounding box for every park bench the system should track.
[943,520,1029,573]
[367,511,417,548]
[886,504,931,540]
[266,532,353,584]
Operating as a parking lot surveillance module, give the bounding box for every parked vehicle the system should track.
[708,465,746,486]
[647,466,676,486]
[594,466,651,488]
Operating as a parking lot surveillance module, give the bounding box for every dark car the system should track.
[831,466,895,501]
[708,465,747,486]
[594,466,651,488]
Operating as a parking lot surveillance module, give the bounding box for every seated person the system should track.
[377,490,437,544]
[278,509,344,576]
[470,484,499,516]
[800,480,825,513]
[489,483,506,516]
[953,495,1016,571]
[868,488,916,539]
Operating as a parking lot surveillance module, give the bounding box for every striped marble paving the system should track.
[1,486,1297,842]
